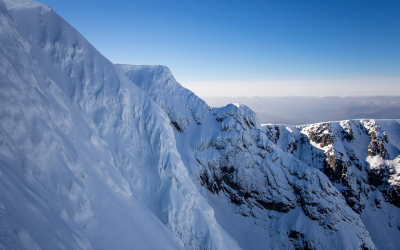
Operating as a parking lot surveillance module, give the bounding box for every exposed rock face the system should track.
[261,120,400,249]
[263,120,400,212]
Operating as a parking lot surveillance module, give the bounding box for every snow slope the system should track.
[0,0,240,249]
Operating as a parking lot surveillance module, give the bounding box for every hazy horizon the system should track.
[183,77,400,97]
[202,95,400,125]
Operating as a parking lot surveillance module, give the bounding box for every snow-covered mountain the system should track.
[117,64,376,250]
[262,120,400,249]
[0,0,399,249]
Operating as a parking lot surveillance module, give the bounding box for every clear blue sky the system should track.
[38,0,400,96]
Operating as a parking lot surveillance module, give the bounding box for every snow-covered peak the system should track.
[117,64,175,84]
[117,65,262,133]
[4,0,52,11]
[213,103,261,130]
[116,64,210,132]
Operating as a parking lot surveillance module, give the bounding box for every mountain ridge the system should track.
[118,64,378,249]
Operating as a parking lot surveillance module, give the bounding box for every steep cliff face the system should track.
[0,0,240,249]
[262,120,400,249]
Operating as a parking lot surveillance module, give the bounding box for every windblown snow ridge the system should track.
[116,64,211,132]
[0,0,240,249]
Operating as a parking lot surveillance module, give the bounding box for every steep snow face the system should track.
[0,1,184,249]
[262,120,400,249]
[1,0,240,249]
[0,2,92,248]
[119,66,375,249]
[116,64,210,132]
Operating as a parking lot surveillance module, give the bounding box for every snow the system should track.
[116,64,210,132]
[262,119,400,249]
[361,190,400,250]
[121,64,377,249]
[4,0,51,10]
[0,0,240,249]
[1,0,400,249]
[0,0,184,248]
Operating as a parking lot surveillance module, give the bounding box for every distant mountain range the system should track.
[203,96,400,125]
